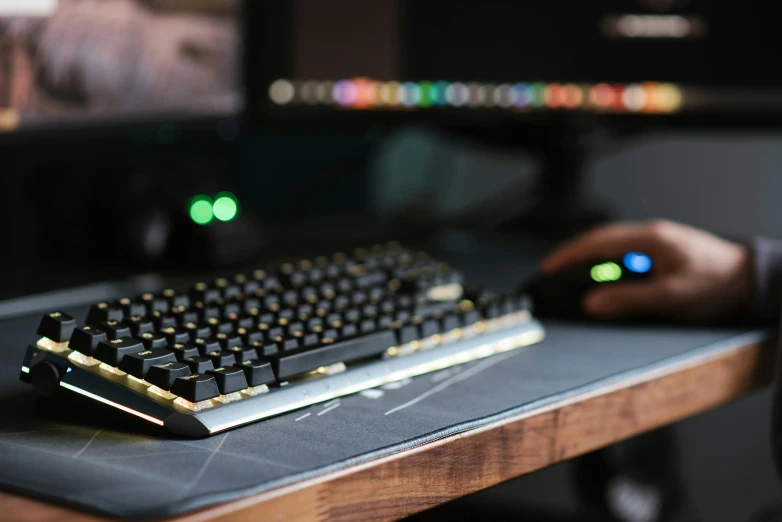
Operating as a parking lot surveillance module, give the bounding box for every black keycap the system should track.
[234,315,256,330]
[162,288,190,308]
[193,337,221,355]
[206,367,248,394]
[286,322,305,338]
[118,349,176,379]
[302,332,320,348]
[137,332,168,350]
[171,306,199,325]
[116,298,147,318]
[216,332,242,350]
[124,316,155,336]
[190,282,220,304]
[100,320,131,340]
[267,327,285,342]
[146,361,191,390]
[395,310,411,324]
[253,341,278,357]
[161,326,191,345]
[86,302,123,325]
[360,319,377,334]
[182,356,215,374]
[421,319,440,338]
[269,330,396,380]
[235,359,275,387]
[171,374,220,402]
[396,324,419,345]
[170,342,201,361]
[264,295,280,312]
[326,313,343,329]
[258,312,275,328]
[222,301,242,319]
[149,311,177,330]
[184,321,212,340]
[341,324,358,338]
[37,311,77,342]
[238,327,263,345]
[69,326,107,355]
[95,337,144,366]
[441,315,461,332]
[307,317,324,333]
[206,350,237,368]
[195,303,221,321]
[211,320,235,335]
[321,328,339,342]
[279,338,301,352]
[378,315,393,329]
[334,295,350,312]
[139,292,169,314]
[282,290,299,307]
[462,310,481,325]
[227,345,257,364]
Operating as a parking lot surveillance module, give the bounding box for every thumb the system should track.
[583,282,676,319]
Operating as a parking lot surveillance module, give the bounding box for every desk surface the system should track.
[0,321,773,522]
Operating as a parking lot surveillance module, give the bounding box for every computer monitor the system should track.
[248,1,782,124]
[0,0,243,134]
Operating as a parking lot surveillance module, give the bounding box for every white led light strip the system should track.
[60,381,165,427]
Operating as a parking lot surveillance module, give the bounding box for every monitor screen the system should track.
[250,0,782,121]
[0,0,243,133]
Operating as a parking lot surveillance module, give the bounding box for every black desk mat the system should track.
[0,309,766,519]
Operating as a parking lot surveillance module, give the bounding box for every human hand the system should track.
[539,220,752,320]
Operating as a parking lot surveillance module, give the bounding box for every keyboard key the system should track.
[100,320,131,340]
[190,282,220,304]
[441,315,461,332]
[269,330,396,380]
[279,338,301,352]
[149,311,177,330]
[206,350,237,368]
[171,374,220,402]
[69,326,107,355]
[118,349,176,379]
[227,345,257,364]
[396,324,419,345]
[117,298,147,318]
[235,359,275,387]
[95,337,144,366]
[206,367,248,394]
[86,302,123,325]
[193,337,221,355]
[341,324,358,338]
[182,356,214,374]
[162,288,190,308]
[37,311,77,342]
[216,332,242,350]
[139,292,169,314]
[161,326,191,345]
[183,322,211,340]
[124,316,155,336]
[238,327,263,345]
[360,319,377,334]
[170,343,200,361]
[421,319,440,338]
[137,332,168,350]
[253,341,278,357]
[302,333,320,348]
[146,361,191,390]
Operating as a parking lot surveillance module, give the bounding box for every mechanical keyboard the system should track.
[19,243,544,437]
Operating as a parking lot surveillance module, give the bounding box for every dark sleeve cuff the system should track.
[745,237,782,325]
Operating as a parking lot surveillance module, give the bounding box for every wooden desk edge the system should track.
[3,336,775,522]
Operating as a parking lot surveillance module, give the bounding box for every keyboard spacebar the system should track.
[271,330,397,380]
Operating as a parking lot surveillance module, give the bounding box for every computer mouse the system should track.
[524,252,653,319]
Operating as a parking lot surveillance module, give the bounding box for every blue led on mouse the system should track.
[623,252,652,274]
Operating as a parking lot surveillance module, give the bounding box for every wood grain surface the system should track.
[2,336,774,522]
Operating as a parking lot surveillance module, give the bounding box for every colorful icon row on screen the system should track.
[268,79,683,113]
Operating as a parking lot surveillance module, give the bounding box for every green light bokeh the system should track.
[213,192,238,222]
[189,197,213,225]
[590,262,622,283]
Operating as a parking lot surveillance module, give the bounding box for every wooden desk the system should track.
[3,335,774,522]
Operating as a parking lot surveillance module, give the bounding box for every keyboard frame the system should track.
[20,318,544,437]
